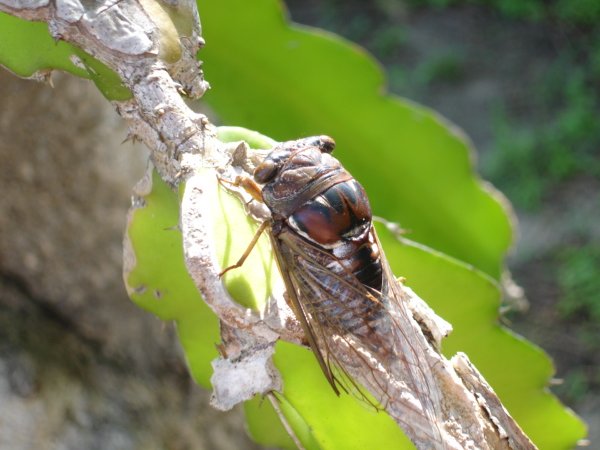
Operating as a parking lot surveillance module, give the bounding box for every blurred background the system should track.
[0,0,597,448]
[285,0,599,441]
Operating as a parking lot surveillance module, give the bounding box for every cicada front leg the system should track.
[217,175,269,277]
[218,220,269,277]
[217,175,264,204]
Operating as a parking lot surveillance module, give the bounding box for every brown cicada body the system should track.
[252,136,388,391]
[222,136,441,442]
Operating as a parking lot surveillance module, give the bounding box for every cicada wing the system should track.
[291,228,443,437]
[274,225,443,424]
[371,230,444,428]
[272,227,393,407]
[268,232,343,396]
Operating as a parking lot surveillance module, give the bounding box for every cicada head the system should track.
[254,136,346,217]
[254,135,336,184]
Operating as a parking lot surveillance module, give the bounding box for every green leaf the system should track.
[244,396,299,450]
[272,341,411,450]
[124,169,219,387]
[217,126,277,149]
[213,167,277,311]
[197,0,511,280]
[71,47,132,101]
[0,13,131,100]
[124,158,278,385]
[0,13,86,78]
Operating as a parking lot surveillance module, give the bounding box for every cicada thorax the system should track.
[289,179,383,290]
[254,136,385,338]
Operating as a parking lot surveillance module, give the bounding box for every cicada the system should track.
[221,136,441,441]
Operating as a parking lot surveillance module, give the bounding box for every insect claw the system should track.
[218,264,238,278]
[215,343,228,358]
[218,221,269,278]
[216,175,238,188]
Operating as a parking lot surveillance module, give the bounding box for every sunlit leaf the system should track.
[198,0,511,280]
[0,13,131,100]
[124,169,218,387]
[0,13,86,78]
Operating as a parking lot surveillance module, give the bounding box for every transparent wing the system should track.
[271,224,438,419]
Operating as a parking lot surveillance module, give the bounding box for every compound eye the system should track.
[302,135,336,154]
[254,160,279,184]
[316,135,336,153]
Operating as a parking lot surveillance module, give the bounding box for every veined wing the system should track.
[271,224,443,433]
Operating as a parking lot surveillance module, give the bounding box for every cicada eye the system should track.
[254,160,279,184]
[315,135,336,154]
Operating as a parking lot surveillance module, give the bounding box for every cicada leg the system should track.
[217,175,264,203]
[217,174,270,277]
[372,215,410,238]
[218,220,269,277]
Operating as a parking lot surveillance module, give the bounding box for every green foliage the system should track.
[213,175,278,311]
[0,13,131,100]
[551,241,600,405]
[369,26,407,58]
[554,0,600,25]
[405,0,456,9]
[0,13,86,78]
[374,0,600,24]
[591,36,600,78]
[123,169,219,387]
[483,64,600,210]
[556,369,591,404]
[484,0,544,21]
[271,339,411,450]
[557,245,600,322]
[244,396,298,449]
[71,47,132,101]
[484,123,543,210]
[413,50,465,86]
